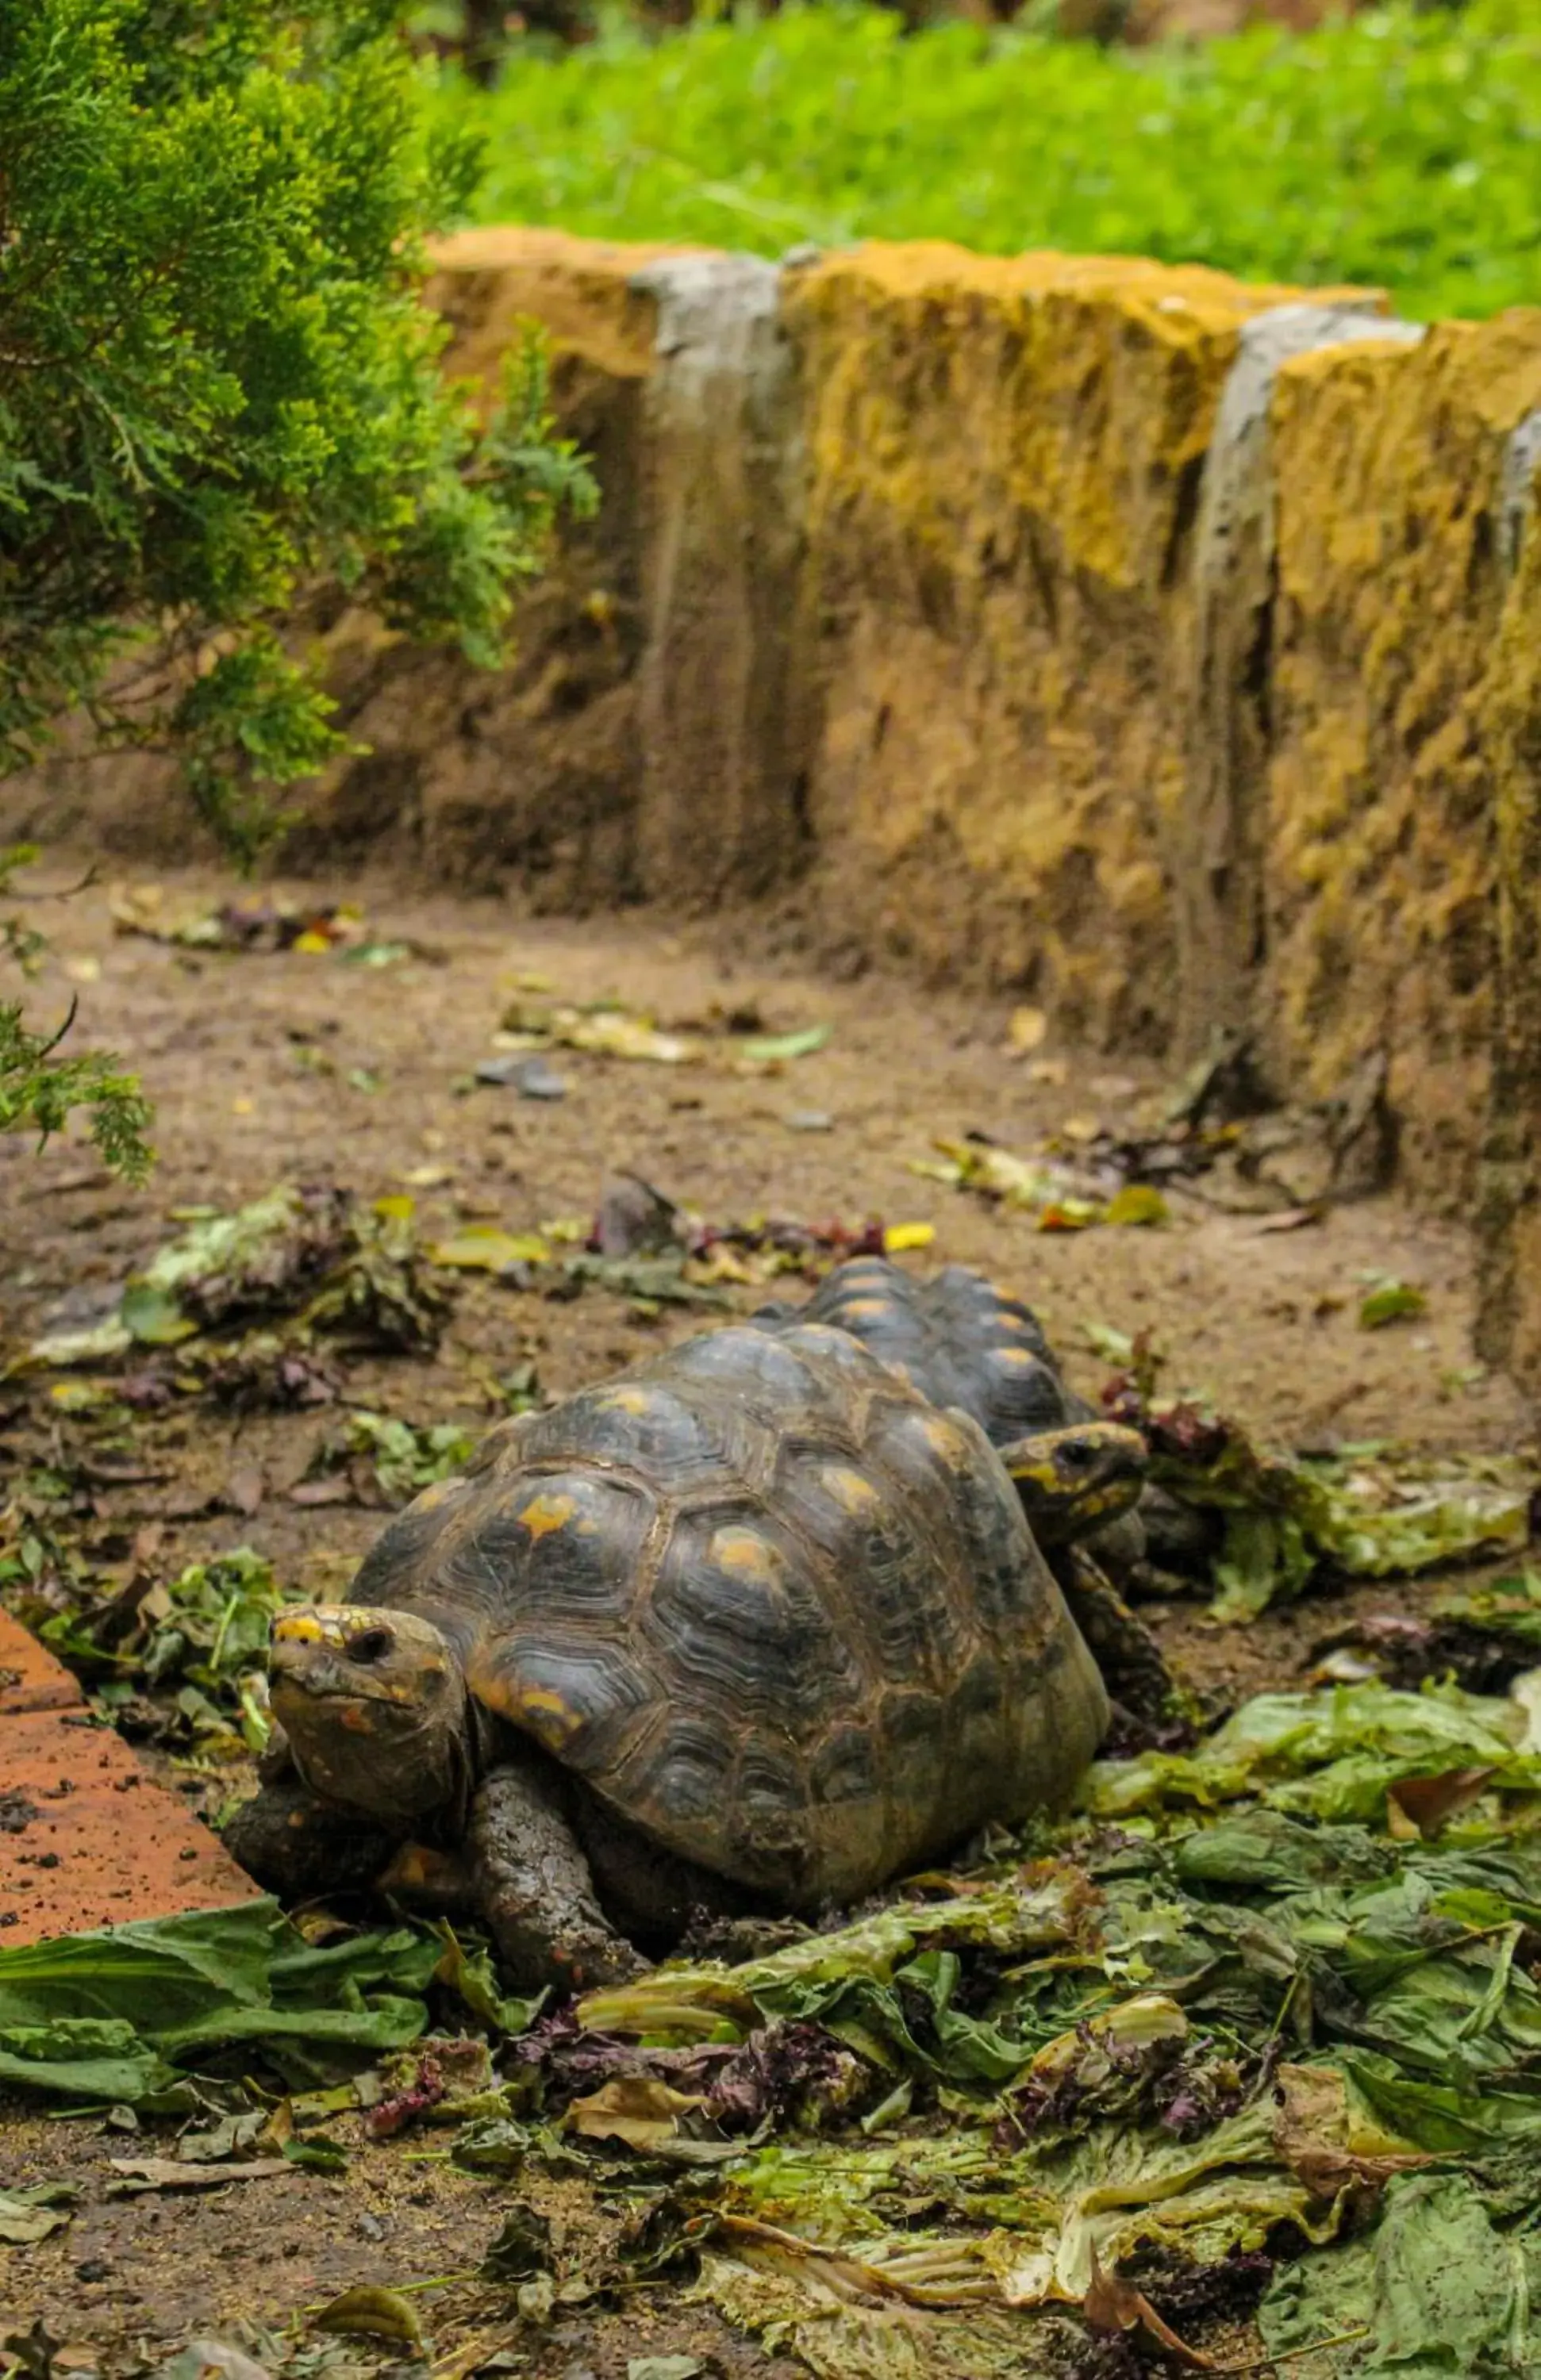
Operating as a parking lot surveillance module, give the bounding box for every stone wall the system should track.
[10,225,1541,1389]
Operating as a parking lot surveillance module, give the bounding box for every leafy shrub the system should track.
[0,2,595,1175]
[455,0,1541,321]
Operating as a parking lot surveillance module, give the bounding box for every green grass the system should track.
[448,0,1541,320]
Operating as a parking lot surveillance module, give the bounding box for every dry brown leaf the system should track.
[312,2286,425,2349]
[1006,1006,1048,1056]
[1386,1768,1497,1840]
[1271,2065,1429,2203]
[257,2101,295,2155]
[107,2157,291,2194]
[1083,2251,1216,2368]
[1254,1205,1326,1234]
[565,2075,709,2151]
[288,1475,359,1508]
[224,1465,266,1517]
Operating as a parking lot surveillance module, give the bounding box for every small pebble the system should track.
[785,1110,833,1133]
[475,1053,568,1100]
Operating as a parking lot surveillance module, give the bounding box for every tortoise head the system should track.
[268,1606,472,1832]
[999,1422,1147,1547]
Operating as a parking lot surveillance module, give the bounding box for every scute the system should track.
[469,1630,655,1768]
[789,1260,1077,1442]
[666,1322,884,1444]
[768,1434,973,1687]
[637,1714,735,1827]
[515,1376,762,1495]
[643,1501,864,1729]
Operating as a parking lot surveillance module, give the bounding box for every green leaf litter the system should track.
[18,1184,450,1372]
[0,1901,441,2104]
[13,1676,1541,2370]
[1124,1391,1535,1621]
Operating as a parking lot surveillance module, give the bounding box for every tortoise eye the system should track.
[1061,1442,1096,1471]
[348,1626,395,1664]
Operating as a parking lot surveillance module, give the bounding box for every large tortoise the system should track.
[228,1314,1143,1989]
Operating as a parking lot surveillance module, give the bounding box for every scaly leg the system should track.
[471,1760,645,1994]
[222,1770,399,1902]
[1053,1545,1176,1726]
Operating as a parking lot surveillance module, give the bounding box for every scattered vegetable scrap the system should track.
[9,1677,1541,2374]
[1317,1568,1541,1700]
[488,995,831,1077]
[25,1545,292,1758]
[1357,1276,1428,1330]
[913,1137,1170,1231]
[919,1035,1402,1229]
[1105,1368,1535,1621]
[109,887,435,967]
[428,1171,934,1301]
[16,1186,449,1374]
[295,1412,478,1512]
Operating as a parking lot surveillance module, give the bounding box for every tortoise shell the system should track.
[777,1260,1147,1576]
[343,1320,1106,1910]
[760,1257,1091,1441]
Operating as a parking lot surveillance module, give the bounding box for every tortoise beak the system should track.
[271,1607,390,1700]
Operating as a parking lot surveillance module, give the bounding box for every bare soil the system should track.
[1,865,1531,2367]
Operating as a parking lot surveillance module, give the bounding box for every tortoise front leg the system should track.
[222,1769,401,1902]
[1053,1545,1177,1727]
[470,1760,646,1994]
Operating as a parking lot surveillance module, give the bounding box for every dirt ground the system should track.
[2,865,1533,2368]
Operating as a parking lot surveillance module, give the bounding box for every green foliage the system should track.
[455,0,1541,321]
[344,1409,478,1502]
[44,1547,294,1756]
[0,846,154,1181]
[0,1899,442,2103]
[0,0,596,861]
[0,999,154,1182]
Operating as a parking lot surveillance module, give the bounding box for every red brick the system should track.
[1,1707,263,1945]
[0,1607,86,1715]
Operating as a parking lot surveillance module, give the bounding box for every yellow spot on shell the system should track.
[822,1464,882,1515]
[997,1311,1033,1334]
[993,1345,1041,1368]
[598,1385,652,1415]
[412,1476,459,1511]
[836,1296,892,1322]
[709,1526,778,1578]
[920,1415,969,1465]
[517,1685,583,1747]
[518,1492,578,1541]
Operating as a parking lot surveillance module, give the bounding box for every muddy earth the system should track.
[2,866,1533,2370]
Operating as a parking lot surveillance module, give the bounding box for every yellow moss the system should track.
[426,225,698,390]
[785,244,1366,1039]
[1266,310,1541,1205]
[1477,400,1541,1388]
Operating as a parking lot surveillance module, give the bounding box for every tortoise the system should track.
[753,1257,1174,1721]
[225,1317,1144,1990]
